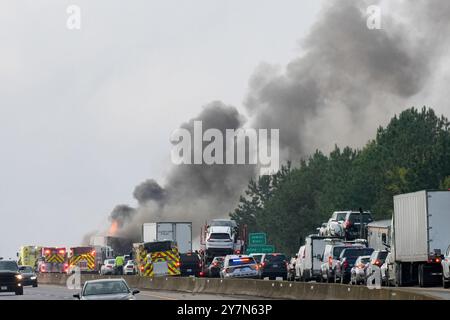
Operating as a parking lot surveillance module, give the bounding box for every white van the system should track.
[295,235,327,282]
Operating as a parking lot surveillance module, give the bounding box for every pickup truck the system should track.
[0,260,24,295]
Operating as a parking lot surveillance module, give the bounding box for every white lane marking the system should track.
[139,292,178,300]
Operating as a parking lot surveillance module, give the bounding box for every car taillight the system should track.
[374,259,381,266]
[261,262,266,268]
[357,263,365,269]
[199,271,205,277]
[343,260,349,270]
[176,262,181,267]
[213,262,218,267]
[140,266,144,271]
[328,256,333,267]
[428,257,442,264]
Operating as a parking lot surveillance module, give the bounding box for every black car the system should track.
[0,260,24,295]
[179,253,203,277]
[259,253,288,280]
[19,265,38,287]
[334,247,374,284]
[207,257,224,278]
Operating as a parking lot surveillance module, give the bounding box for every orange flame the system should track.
[109,220,118,236]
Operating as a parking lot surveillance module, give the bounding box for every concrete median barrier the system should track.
[37,273,436,300]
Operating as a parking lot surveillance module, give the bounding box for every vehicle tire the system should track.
[443,275,450,289]
[15,287,24,296]
[33,283,38,288]
[418,264,425,288]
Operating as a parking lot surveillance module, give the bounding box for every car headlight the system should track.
[15,274,23,280]
[30,276,37,280]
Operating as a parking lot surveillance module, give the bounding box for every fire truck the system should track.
[17,246,42,269]
[67,246,113,274]
[134,240,181,277]
[37,247,68,273]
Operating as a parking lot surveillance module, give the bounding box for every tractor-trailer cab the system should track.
[38,247,68,273]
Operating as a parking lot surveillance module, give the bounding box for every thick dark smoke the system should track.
[86,0,450,244]
[109,205,136,228]
[133,179,167,206]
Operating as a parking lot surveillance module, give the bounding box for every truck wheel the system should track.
[443,275,450,289]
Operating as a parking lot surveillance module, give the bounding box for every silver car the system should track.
[73,279,140,300]
[220,255,259,279]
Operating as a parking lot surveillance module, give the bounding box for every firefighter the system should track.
[115,255,124,275]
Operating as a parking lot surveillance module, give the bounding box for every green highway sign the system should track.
[245,245,275,254]
[248,233,267,245]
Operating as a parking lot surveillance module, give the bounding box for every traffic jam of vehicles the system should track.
[1,190,450,298]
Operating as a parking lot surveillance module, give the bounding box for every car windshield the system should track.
[359,257,371,264]
[209,233,230,240]
[341,249,374,261]
[251,255,263,263]
[336,213,346,222]
[180,254,200,262]
[20,266,34,273]
[106,260,115,264]
[264,254,286,263]
[348,213,373,223]
[0,261,18,271]
[378,251,388,260]
[83,281,129,296]
[228,257,255,266]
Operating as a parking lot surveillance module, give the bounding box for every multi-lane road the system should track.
[0,284,266,300]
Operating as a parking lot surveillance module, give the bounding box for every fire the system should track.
[109,220,119,236]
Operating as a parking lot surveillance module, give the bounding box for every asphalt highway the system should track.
[0,284,267,300]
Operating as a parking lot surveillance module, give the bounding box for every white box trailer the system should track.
[142,222,192,254]
[391,190,450,286]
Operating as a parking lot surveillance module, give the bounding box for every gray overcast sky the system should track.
[0,1,324,257]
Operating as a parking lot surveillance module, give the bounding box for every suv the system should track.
[259,253,288,280]
[341,211,373,240]
[179,252,203,277]
[205,226,234,257]
[334,247,374,284]
[320,240,347,282]
[0,260,24,295]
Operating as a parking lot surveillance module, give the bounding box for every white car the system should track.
[442,245,450,289]
[350,255,371,285]
[100,259,116,275]
[220,255,259,279]
[123,260,137,275]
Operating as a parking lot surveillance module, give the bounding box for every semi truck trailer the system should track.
[389,190,450,287]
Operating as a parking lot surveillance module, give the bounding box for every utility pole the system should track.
[359,207,364,239]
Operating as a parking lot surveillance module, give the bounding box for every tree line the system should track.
[230,107,450,254]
